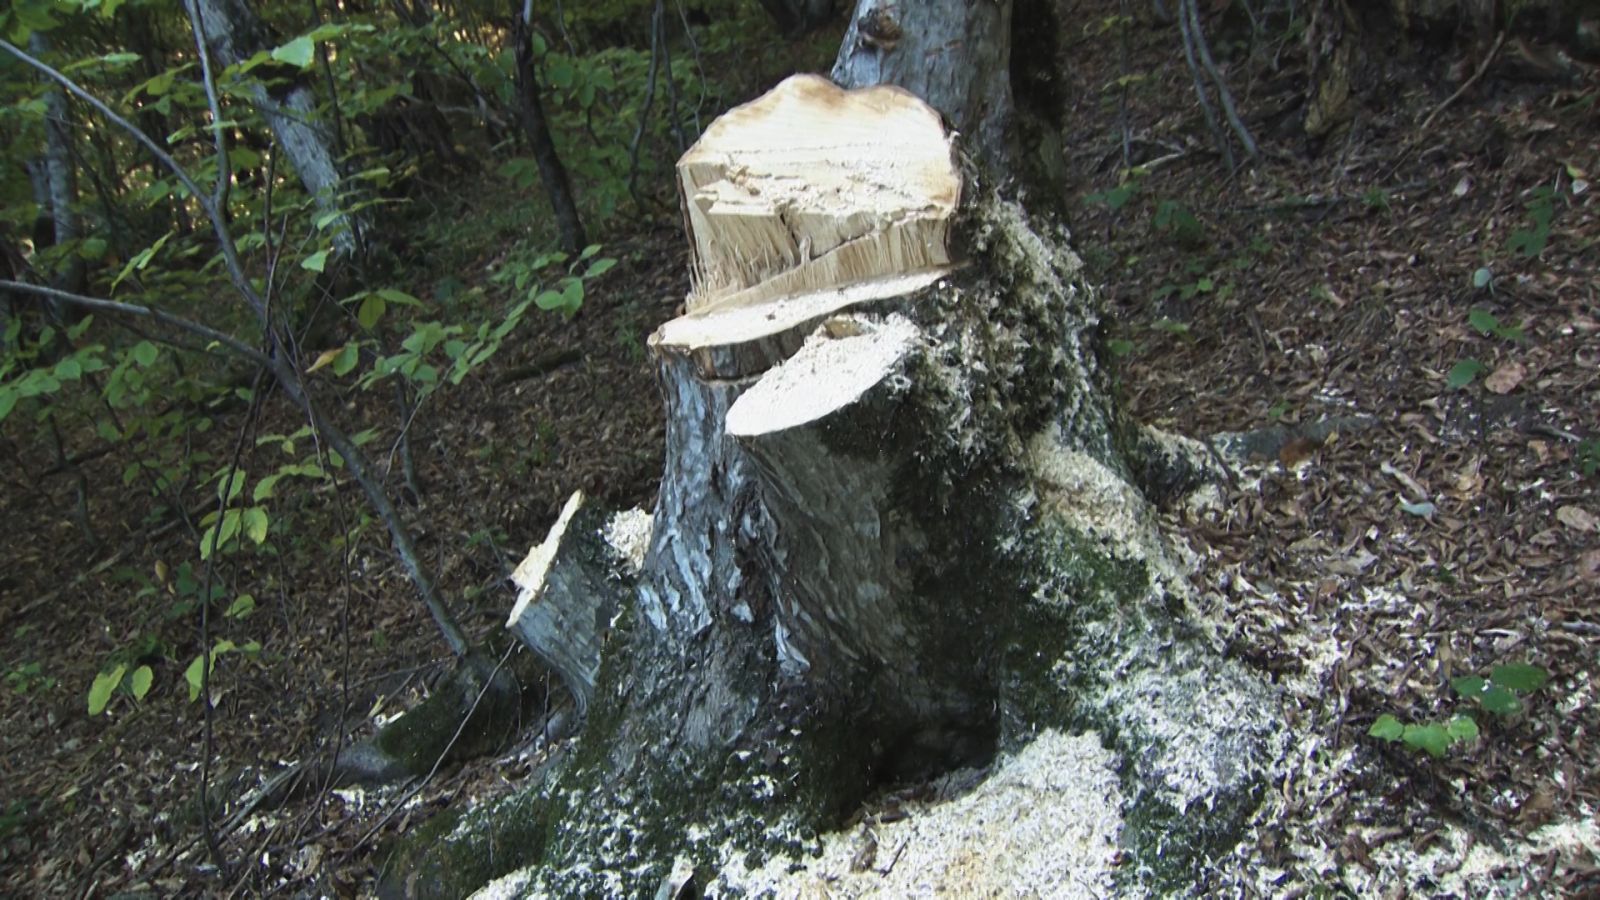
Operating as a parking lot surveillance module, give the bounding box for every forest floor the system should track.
[2,11,1598,899]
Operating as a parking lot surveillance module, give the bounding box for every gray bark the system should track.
[187,0,365,258]
[29,32,85,296]
[389,76,1284,899]
[831,0,1015,167]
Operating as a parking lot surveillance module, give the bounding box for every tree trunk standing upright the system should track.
[390,70,1282,895]
[27,32,85,297]
[187,0,367,259]
[832,0,1014,167]
[512,0,587,255]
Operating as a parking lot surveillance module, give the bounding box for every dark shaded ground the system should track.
[2,9,1597,897]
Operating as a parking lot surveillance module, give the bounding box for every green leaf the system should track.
[88,664,127,715]
[376,289,423,307]
[1490,663,1549,693]
[301,249,330,273]
[131,341,158,367]
[1468,309,1500,336]
[1446,714,1479,743]
[253,474,281,501]
[1368,714,1404,741]
[1447,359,1486,390]
[0,388,19,423]
[1402,723,1451,758]
[1471,267,1493,289]
[270,35,316,68]
[225,594,256,618]
[184,655,205,701]
[1399,500,1436,517]
[357,295,386,330]
[1479,686,1522,716]
[112,232,173,290]
[129,665,153,700]
[585,258,616,279]
[79,237,108,260]
[1107,339,1135,358]
[333,342,359,376]
[216,469,247,503]
[241,507,269,544]
[548,57,575,88]
[1450,675,1487,698]
[200,508,241,559]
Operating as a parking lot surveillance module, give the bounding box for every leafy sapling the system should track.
[1369,662,1549,758]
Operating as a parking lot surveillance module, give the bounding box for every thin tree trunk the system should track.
[187,0,367,259]
[29,32,85,297]
[512,0,587,255]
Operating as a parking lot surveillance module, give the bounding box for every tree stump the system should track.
[411,74,1283,898]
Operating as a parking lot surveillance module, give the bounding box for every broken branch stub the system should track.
[658,73,959,374]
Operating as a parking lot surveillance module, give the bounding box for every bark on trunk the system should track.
[831,0,1015,168]
[391,76,1284,898]
[512,0,588,255]
[29,32,86,297]
[188,0,367,259]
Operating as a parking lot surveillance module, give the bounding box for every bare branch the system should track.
[0,279,271,368]
[0,38,268,321]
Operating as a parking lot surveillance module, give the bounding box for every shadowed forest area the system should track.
[1,0,1597,895]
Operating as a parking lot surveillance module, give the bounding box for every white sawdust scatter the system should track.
[715,729,1128,898]
[604,507,653,573]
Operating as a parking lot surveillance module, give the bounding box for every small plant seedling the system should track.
[1575,439,1598,478]
[1467,308,1524,342]
[1369,713,1479,758]
[1507,186,1555,259]
[1150,318,1193,340]
[1447,358,1486,389]
[1369,662,1549,758]
[5,662,56,695]
[1451,663,1549,716]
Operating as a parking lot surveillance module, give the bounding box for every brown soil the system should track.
[2,10,1596,897]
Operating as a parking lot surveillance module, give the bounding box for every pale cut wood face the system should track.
[669,74,960,339]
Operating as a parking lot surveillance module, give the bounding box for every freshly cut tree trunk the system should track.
[392,75,1283,898]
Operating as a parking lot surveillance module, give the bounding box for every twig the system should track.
[0,280,272,367]
[1420,32,1505,132]
[1184,0,1259,162]
[1176,0,1233,171]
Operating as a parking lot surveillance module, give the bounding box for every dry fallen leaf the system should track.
[307,347,344,373]
[1484,361,1526,394]
[1579,549,1600,579]
[1555,505,1598,533]
[1280,436,1321,468]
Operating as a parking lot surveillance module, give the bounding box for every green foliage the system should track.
[1446,358,1486,390]
[184,639,259,702]
[87,661,154,714]
[5,661,56,694]
[1577,439,1599,478]
[1153,200,1205,248]
[1467,308,1525,343]
[1506,185,1555,259]
[1370,662,1549,758]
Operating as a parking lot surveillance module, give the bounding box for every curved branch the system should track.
[0,280,271,369]
[0,39,267,322]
